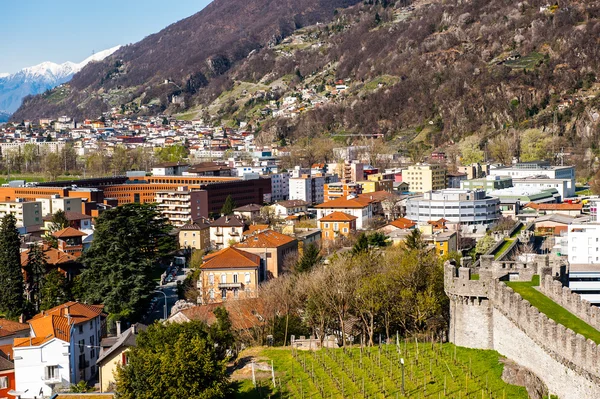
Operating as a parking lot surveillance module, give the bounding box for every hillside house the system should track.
[235,230,298,278]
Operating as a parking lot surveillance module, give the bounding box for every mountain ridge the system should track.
[0,45,120,118]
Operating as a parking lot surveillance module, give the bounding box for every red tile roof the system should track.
[389,217,416,229]
[524,202,583,211]
[21,244,79,267]
[319,211,358,222]
[242,224,269,237]
[52,227,87,239]
[178,298,265,330]
[0,319,29,338]
[201,247,260,270]
[32,301,105,325]
[236,230,295,249]
[211,215,245,228]
[315,196,371,209]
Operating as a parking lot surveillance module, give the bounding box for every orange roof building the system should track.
[315,196,373,230]
[235,230,298,278]
[12,302,106,397]
[199,248,261,304]
[319,212,358,240]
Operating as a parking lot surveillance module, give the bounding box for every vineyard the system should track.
[234,342,532,398]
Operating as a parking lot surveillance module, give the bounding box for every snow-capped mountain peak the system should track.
[0,45,121,117]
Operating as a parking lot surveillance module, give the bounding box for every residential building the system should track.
[155,187,208,227]
[42,211,92,232]
[378,217,417,234]
[270,172,290,202]
[429,231,458,256]
[403,164,446,193]
[522,202,583,217]
[458,163,490,179]
[0,199,42,229]
[198,247,262,304]
[324,182,363,202]
[52,227,87,258]
[328,161,364,183]
[446,172,468,189]
[289,174,339,205]
[21,244,82,282]
[209,215,245,250]
[178,218,211,251]
[37,196,82,218]
[358,179,393,194]
[233,204,262,222]
[0,350,14,399]
[151,162,189,176]
[271,200,309,218]
[98,324,146,392]
[405,189,500,228]
[319,212,357,240]
[0,319,29,346]
[461,175,513,192]
[315,196,373,230]
[13,302,105,398]
[235,230,298,278]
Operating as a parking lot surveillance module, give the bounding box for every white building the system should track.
[289,174,339,205]
[37,196,82,217]
[489,161,575,189]
[567,223,600,265]
[0,199,42,228]
[314,196,373,230]
[405,189,500,227]
[13,302,105,398]
[269,173,290,202]
[511,177,575,199]
[209,215,245,250]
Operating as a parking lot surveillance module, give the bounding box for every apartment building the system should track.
[315,196,373,230]
[37,195,82,217]
[324,182,363,202]
[197,247,262,304]
[403,164,446,193]
[270,172,290,202]
[13,302,105,398]
[289,174,339,205]
[0,199,42,229]
[155,187,208,227]
[235,230,298,279]
[209,215,245,250]
[319,212,357,240]
[178,218,211,251]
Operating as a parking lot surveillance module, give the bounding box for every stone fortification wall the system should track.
[540,275,600,332]
[445,261,600,399]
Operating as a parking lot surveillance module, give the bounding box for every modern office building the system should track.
[405,189,500,227]
[155,187,208,227]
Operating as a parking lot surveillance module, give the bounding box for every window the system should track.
[45,365,59,380]
[324,223,329,229]
[209,289,214,299]
[234,288,239,298]
[343,227,348,233]
[233,274,238,283]
[208,273,214,284]
[221,274,227,284]
[78,325,83,334]
[222,289,227,300]
[0,376,8,389]
[245,273,251,284]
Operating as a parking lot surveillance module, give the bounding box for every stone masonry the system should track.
[445,256,600,399]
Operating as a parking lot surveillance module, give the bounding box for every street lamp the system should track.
[400,357,405,396]
[153,290,168,320]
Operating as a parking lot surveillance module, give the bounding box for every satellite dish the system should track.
[7,389,28,397]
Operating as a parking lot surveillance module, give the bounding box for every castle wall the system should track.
[541,275,600,332]
[491,307,600,399]
[449,296,492,349]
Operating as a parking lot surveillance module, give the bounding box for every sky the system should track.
[0,0,212,74]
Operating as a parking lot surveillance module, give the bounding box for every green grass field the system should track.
[235,343,529,398]
[506,276,600,344]
[493,239,514,260]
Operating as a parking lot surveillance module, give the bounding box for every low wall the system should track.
[540,275,600,332]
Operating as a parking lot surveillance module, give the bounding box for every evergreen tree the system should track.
[40,270,71,311]
[78,203,175,322]
[405,228,426,250]
[115,321,233,399]
[295,244,322,274]
[352,232,370,255]
[0,214,25,319]
[49,209,70,232]
[24,244,47,312]
[220,195,236,215]
[367,232,390,248]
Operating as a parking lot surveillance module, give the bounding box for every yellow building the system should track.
[403,164,446,193]
[318,211,357,240]
[431,231,458,256]
[358,178,393,194]
[178,218,211,251]
[98,324,146,392]
[198,247,261,304]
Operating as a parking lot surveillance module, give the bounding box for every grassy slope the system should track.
[235,344,528,398]
[506,276,600,344]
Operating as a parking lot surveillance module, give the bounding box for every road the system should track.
[143,267,189,324]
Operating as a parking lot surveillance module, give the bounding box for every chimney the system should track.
[131,324,137,334]
[65,305,71,325]
[116,321,122,337]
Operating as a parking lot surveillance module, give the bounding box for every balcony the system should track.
[42,375,62,384]
[219,282,242,289]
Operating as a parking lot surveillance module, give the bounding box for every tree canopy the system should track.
[77,203,175,322]
[295,244,322,274]
[0,214,25,319]
[115,320,233,399]
[220,195,236,215]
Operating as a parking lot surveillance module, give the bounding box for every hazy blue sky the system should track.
[0,0,212,73]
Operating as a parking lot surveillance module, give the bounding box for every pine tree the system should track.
[0,214,25,319]
[405,228,426,250]
[24,244,48,312]
[295,244,323,274]
[352,232,370,255]
[78,203,175,322]
[49,209,70,232]
[220,195,236,215]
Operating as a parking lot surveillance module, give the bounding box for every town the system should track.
[0,111,598,398]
